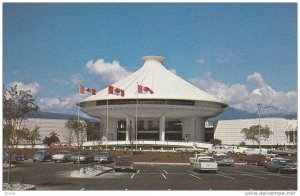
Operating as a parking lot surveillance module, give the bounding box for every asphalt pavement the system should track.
[2,160,297,190]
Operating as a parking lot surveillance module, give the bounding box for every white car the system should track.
[193,156,218,172]
[52,150,72,163]
[225,146,246,154]
[207,146,228,154]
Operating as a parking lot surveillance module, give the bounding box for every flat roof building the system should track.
[214,118,297,146]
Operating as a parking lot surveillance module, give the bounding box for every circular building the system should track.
[80,56,227,143]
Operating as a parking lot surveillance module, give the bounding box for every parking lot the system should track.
[3,160,297,191]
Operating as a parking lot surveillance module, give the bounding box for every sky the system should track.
[3,3,298,116]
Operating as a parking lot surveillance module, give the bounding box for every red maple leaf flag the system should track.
[80,85,96,95]
[138,85,154,94]
[108,85,125,97]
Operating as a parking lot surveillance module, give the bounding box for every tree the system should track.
[240,125,272,146]
[43,131,60,146]
[65,118,87,170]
[210,138,222,146]
[3,84,39,184]
[24,126,42,148]
[3,85,39,147]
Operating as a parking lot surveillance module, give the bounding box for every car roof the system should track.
[214,153,227,156]
[197,156,214,159]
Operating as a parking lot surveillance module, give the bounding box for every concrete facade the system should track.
[214,118,297,146]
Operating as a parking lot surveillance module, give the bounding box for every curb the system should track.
[133,162,246,165]
[95,168,114,176]
[134,162,190,165]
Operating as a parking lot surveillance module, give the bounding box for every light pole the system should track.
[257,103,262,154]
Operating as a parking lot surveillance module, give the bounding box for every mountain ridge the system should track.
[27,108,297,122]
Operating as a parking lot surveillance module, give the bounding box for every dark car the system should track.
[265,158,297,174]
[114,155,133,172]
[267,147,297,156]
[214,155,235,166]
[70,152,94,164]
[3,152,18,164]
[94,153,113,163]
[245,154,266,166]
[32,150,52,162]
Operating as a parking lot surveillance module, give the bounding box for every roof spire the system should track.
[142,56,165,64]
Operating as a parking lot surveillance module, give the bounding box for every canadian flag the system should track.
[138,85,154,94]
[108,85,125,97]
[80,85,96,95]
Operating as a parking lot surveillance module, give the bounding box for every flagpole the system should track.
[106,82,109,151]
[78,84,80,121]
[135,82,138,151]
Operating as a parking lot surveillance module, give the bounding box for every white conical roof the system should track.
[81,56,226,106]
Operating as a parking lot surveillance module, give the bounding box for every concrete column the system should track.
[125,115,130,141]
[159,115,165,141]
[190,117,196,142]
[195,117,206,142]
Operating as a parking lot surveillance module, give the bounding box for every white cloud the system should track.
[189,73,297,115]
[86,59,131,83]
[8,81,40,96]
[38,94,87,113]
[51,78,69,86]
[197,58,205,65]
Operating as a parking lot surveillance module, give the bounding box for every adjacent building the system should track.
[214,118,297,146]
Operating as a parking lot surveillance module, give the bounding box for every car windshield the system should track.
[97,153,109,156]
[278,159,293,164]
[36,151,46,155]
[198,158,214,162]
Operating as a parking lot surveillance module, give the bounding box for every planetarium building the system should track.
[79,56,227,144]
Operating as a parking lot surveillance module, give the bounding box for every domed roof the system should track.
[81,56,227,106]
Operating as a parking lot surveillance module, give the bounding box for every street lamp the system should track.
[257,103,262,154]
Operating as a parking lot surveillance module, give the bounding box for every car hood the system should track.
[52,154,67,158]
[33,154,45,159]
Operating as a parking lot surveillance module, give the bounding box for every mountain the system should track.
[27,111,99,122]
[210,107,297,121]
[29,108,296,122]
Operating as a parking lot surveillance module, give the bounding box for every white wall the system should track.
[214,118,297,146]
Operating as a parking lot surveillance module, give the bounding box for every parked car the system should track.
[52,150,72,163]
[225,146,246,154]
[114,155,133,172]
[265,158,297,174]
[245,154,267,166]
[207,145,228,154]
[244,148,268,155]
[189,153,209,165]
[32,150,52,162]
[267,147,297,156]
[192,156,218,172]
[265,154,281,162]
[3,152,18,164]
[70,152,94,164]
[94,153,113,163]
[214,154,235,166]
[14,152,26,161]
